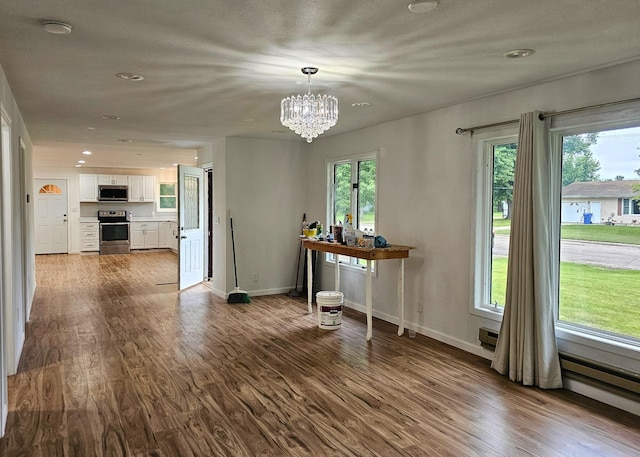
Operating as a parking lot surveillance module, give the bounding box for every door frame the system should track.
[178,165,205,290]
[33,178,70,255]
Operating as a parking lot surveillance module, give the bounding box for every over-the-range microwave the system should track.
[98,185,128,202]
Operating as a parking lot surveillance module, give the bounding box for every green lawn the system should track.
[492,212,511,228]
[491,258,640,339]
[561,224,640,245]
[492,216,640,244]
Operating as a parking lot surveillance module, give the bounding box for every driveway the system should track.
[493,234,640,270]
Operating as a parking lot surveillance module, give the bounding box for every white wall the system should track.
[224,137,306,296]
[0,63,35,435]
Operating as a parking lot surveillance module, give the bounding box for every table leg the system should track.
[397,258,405,336]
[335,256,340,291]
[307,248,313,314]
[366,259,372,341]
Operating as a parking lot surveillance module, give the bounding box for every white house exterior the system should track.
[561,180,640,224]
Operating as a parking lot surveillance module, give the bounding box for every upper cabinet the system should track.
[128,175,156,202]
[79,174,98,202]
[98,174,128,186]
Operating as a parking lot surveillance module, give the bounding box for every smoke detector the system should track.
[41,20,73,35]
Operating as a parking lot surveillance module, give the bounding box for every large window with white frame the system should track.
[472,133,518,315]
[327,152,377,268]
[554,123,640,343]
[472,110,640,376]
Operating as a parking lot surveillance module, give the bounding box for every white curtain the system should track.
[491,111,563,389]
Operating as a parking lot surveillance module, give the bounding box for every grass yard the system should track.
[492,212,511,228]
[561,224,640,245]
[491,257,640,339]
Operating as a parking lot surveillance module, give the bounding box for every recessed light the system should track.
[87,127,95,130]
[162,142,172,145]
[82,150,92,155]
[408,1,438,13]
[41,20,72,35]
[118,139,133,143]
[115,72,145,81]
[194,156,198,159]
[241,118,254,123]
[504,49,535,58]
[172,163,178,166]
[272,130,287,134]
[101,115,120,120]
[78,160,85,164]
[352,102,372,108]
[75,164,82,168]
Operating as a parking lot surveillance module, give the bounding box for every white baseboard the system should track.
[342,299,492,358]
[248,287,291,297]
[211,287,226,298]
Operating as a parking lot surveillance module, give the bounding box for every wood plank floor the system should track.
[1,252,639,456]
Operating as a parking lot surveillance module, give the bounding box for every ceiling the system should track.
[1,0,639,169]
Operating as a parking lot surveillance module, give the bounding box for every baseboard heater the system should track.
[479,327,498,351]
[559,352,640,396]
[478,328,640,396]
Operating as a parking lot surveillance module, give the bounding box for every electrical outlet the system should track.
[253,273,259,282]
[417,301,423,313]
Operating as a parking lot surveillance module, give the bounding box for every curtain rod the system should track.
[455,96,640,135]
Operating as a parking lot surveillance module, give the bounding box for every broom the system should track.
[227,213,251,304]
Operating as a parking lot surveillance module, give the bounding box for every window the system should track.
[557,125,640,342]
[472,133,518,315]
[621,198,640,215]
[158,182,176,212]
[327,152,377,268]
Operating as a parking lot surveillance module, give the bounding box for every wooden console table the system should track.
[302,239,415,340]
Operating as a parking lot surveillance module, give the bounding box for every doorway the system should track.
[34,179,69,254]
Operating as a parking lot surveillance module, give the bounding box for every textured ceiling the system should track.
[1,0,640,168]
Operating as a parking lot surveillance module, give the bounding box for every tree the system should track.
[561,133,601,186]
[633,150,640,200]
[493,143,517,219]
[615,175,625,181]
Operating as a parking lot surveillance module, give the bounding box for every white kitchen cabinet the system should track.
[98,174,128,185]
[128,175,156,202]
[159,222,173,248]
[130,222,159,249]
[79,174,98,202]
[169,222,178,251]
[80,221,99,251]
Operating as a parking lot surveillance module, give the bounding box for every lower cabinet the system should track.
[80,222,99,252]
[159,221,178,251]
[130,222,159,249]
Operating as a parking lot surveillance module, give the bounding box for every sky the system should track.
[589,126,640,180]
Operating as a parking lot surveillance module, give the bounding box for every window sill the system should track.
[556,324,640,360]
[470,305,504,321]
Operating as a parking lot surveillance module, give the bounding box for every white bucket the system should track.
[316,291,344,330]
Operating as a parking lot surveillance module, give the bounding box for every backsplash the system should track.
[80,202,176,219]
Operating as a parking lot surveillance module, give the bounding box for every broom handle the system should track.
[230,216,239,288]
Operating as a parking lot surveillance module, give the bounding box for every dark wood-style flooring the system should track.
[1,252,639,456]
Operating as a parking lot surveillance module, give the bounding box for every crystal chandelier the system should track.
[280,67,338,143]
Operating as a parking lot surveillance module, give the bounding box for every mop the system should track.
[227,213,251,304]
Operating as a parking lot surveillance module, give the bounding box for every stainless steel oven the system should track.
[98,210,131,255]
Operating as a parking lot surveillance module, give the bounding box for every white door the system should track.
[34,179,68,254]
[178,165,204,290]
